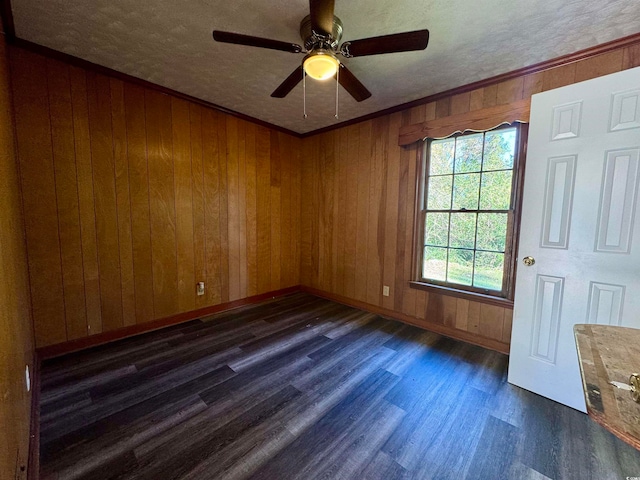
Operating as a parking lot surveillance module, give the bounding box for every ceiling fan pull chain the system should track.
[303,69,308,119]
[335,65,339,119]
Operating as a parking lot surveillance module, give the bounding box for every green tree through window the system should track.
[421,125,520,297]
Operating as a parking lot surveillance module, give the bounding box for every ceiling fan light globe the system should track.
[303,52,340,80]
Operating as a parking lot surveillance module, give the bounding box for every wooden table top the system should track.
[574,324,640,450]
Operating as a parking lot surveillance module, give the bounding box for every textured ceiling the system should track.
[10,0,640,134]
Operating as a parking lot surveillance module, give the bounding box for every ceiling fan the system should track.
[212,0,429,102]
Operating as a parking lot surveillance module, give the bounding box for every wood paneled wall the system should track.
[10,47,301,348]
[300,43,640,351]
[0,30,34,480]
[7,38,640,353]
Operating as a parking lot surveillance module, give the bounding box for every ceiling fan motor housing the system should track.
[300,14,343,51]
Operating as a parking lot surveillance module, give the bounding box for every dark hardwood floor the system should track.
[39,293,640,480]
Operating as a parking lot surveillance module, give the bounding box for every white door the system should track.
[508,66,640,412]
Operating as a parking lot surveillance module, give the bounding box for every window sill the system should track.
[409,281,514,309]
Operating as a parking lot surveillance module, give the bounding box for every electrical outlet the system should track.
[383,285,390,296]
[197,282,205,296]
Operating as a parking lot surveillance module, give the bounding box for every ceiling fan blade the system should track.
[342,29,429,57]
[213,31,302,53]
[271,66,304,98]
[309,0,335,36]
[336,63,371,102]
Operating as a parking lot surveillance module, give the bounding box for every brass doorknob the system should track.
[523,256,535,266]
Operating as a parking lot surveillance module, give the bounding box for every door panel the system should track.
[508,66,640,412]
[596,149,639,253]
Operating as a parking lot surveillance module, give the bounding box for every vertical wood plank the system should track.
[522,72,544,98]
[497,78,525,104]
[202,109,222,304]
[11,49,67,346]
[354,121,371,302]
[189,104,207,308]
[46,58,87,339]
[394,111,412,313]
[442,295,457,327]
[310,135,320,288]
[400,148,418,317]
[217,114,230,303]
[270,131,282,290]
[279,133,292,288]
[329,131,341,293]
[426,293,443,324]
[482,84,498,108]
[423,293,458,328]
[435,97,451,118]
[87,72,123,332]
[409,104,427,123]
[237,121,248,296]
[455,298,470,331]
[424,102,437,121]
[256,127,271,293]
[542,63,577,91]
[479,304,505,341]
[69,66,102,335]
[623,44,640,68]
[145,90,178,318]
[171,97,195,312]
[299,137,312,287]
[415,289,428,320]
[110,78,136,327]
[226,116,241,301]
[124,83,154,323]
[290,137,301,286]
[574,50,624,82]
[366,116,388,305]
[450,92,470,115]
[382,113,402,310]
[344,125,359,299]
[469,89,484,111]
[245,122,258,296]
[319,132,334,292]
[335,128,348,294]
[467,301,481,334]
[496,77,524,105]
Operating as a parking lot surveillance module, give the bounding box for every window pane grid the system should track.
[422,126,517,294]
[426,209,510,213]
[423,245,506,254]
[427,167,513,178]
[471,208,480,284]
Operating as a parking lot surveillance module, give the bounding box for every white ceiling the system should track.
[10,0,640,134]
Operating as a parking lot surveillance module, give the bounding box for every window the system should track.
[417,125,523,299]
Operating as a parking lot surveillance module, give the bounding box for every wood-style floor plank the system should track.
[39,293,640,480]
